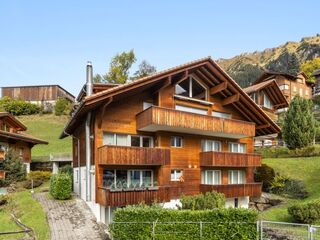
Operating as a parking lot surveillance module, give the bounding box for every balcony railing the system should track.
[136,106,255,138]
[97,186,170,207]
[97,145,170,165]
[200,183,262,198]
[200,152,261,167]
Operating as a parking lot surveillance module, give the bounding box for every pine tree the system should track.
[287,53,300,75]
[282,96,315,149]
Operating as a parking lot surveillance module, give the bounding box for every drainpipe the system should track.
[85,61,93,202]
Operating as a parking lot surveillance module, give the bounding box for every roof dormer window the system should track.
[175,76,207,100]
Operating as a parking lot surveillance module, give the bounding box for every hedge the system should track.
[255,144,320,158]
[288,201,320,224]
[0,96,41,115]
[180,191,225,210]
[50,173,72,200]
[109,206,258,240]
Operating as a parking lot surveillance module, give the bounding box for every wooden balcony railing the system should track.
[200,183,262,198]
[97,145,170,165]
[97,186,170,207]
[0,170,5,179]
[0,150,5,160]
[200,152,261,167]
[136,106,255,138]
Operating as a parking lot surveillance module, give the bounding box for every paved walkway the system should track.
[34,193,108,240]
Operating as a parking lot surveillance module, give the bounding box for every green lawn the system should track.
[0,185,50,240]
[259,156,320,222]
[18,114,71,159]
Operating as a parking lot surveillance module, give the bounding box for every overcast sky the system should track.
[0,0,319,96]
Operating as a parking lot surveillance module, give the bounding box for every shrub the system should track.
[109,206,258,240]
[254,164,276,192]
[50,173,72,200]
[58,165,73,176]
[270,174,308,199]
[180,191,225,210]
[54,98,71,116]
[288,201,320,224]
[0,150,26,187]
[0,96,41,115]
[21,179,43,189]
[27,171,51,182]
[255,145,320,158]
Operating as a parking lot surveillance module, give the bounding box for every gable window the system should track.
[171,169,183,181]
[212,111,231,119]
[143,101,153,110]
[263,93,272,109]
[250,92,258,104]
[175,76,207,100]
[171,136,183,148]
[229,142,246,153]
[175,105,207,115]
[103,133,153,147]
[201,140,221,152]
[201,170,221,185]
[228,170,245,184]
[279,84,289,90]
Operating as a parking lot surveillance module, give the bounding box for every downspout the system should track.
[85,61,93,202]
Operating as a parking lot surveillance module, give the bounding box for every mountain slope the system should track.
[217,35,320,87]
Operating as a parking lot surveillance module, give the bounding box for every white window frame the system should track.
[263,93,272,109]
[202,170,221,185]
[228,142,246,153]
[103,132,154,147]
[228,170,246,184]
[212,111,231,119]
[251,92,258,103]
[175,76,208,100]
[279,84,289,91]
[171,169,183,181]
[175,104,208,115]
[171,136,183,148]
[201,140,221,152]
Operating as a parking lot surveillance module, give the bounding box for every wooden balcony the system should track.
[200,183,262,198]
[97,186,170,207]
[0,170,5,179]
[200,152,261,167]
[97,145,170,166]
[136,106,255,138]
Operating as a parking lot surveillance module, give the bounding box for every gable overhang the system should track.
[0,112,27,131]
[61,57,280,138]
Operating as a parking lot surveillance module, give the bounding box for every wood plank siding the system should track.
[0,150,5,160]
[136,106,256,138]
[200,152,261,167]
[97,186,170,207]
[97,145,170,166]
[0,170,5,179]
[200,183,262,198]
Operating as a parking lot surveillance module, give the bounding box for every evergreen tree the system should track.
[282,96,315,149]
[287,53,300,75]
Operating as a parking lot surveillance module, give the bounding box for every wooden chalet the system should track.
[313,69,320,96]
[254,71,313,104]
[0,112,47,178]
[61,57,279,224]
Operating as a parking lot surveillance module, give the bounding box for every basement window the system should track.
[175,76,207,100]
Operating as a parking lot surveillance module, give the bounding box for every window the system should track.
[212,111,231,119]
[201,140,221,152]
[279,84,289,90]
[263,93,273,109]
[143,101,153,110]
[171,169,183,181]
[103,133,153,147]
[171,136,183,147]
[175,105,207,115]
[251,92,258,103]
[103,169,153,188]
[228,170,245,184]
[201,170,221,185]
[229,142,246,153]
[175,76,207,100]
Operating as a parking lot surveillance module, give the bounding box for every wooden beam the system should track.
[256,124,270,130]
[210,82,227,95]
[221,94,240,106]
[98,97,113,129]
[152,76,172,95]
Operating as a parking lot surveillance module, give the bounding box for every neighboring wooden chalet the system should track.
[1,85,75,104]
[254,71,313,104]
[61,58,279,225]
[0,112,47,178]
[313,69,320,96]
[244,80,288,147]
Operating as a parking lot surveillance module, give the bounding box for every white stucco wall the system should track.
[226,196,250,208]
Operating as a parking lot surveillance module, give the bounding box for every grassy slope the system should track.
[260,156,320,222]
[17,114,71,159]
[0,184,50,240]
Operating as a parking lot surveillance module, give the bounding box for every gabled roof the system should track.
[76,83,120,102]
[0,112,27,131]
[0,130,48,145]
[244,80,289,109]
[254,71,312,85]
[61,57,280,138]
